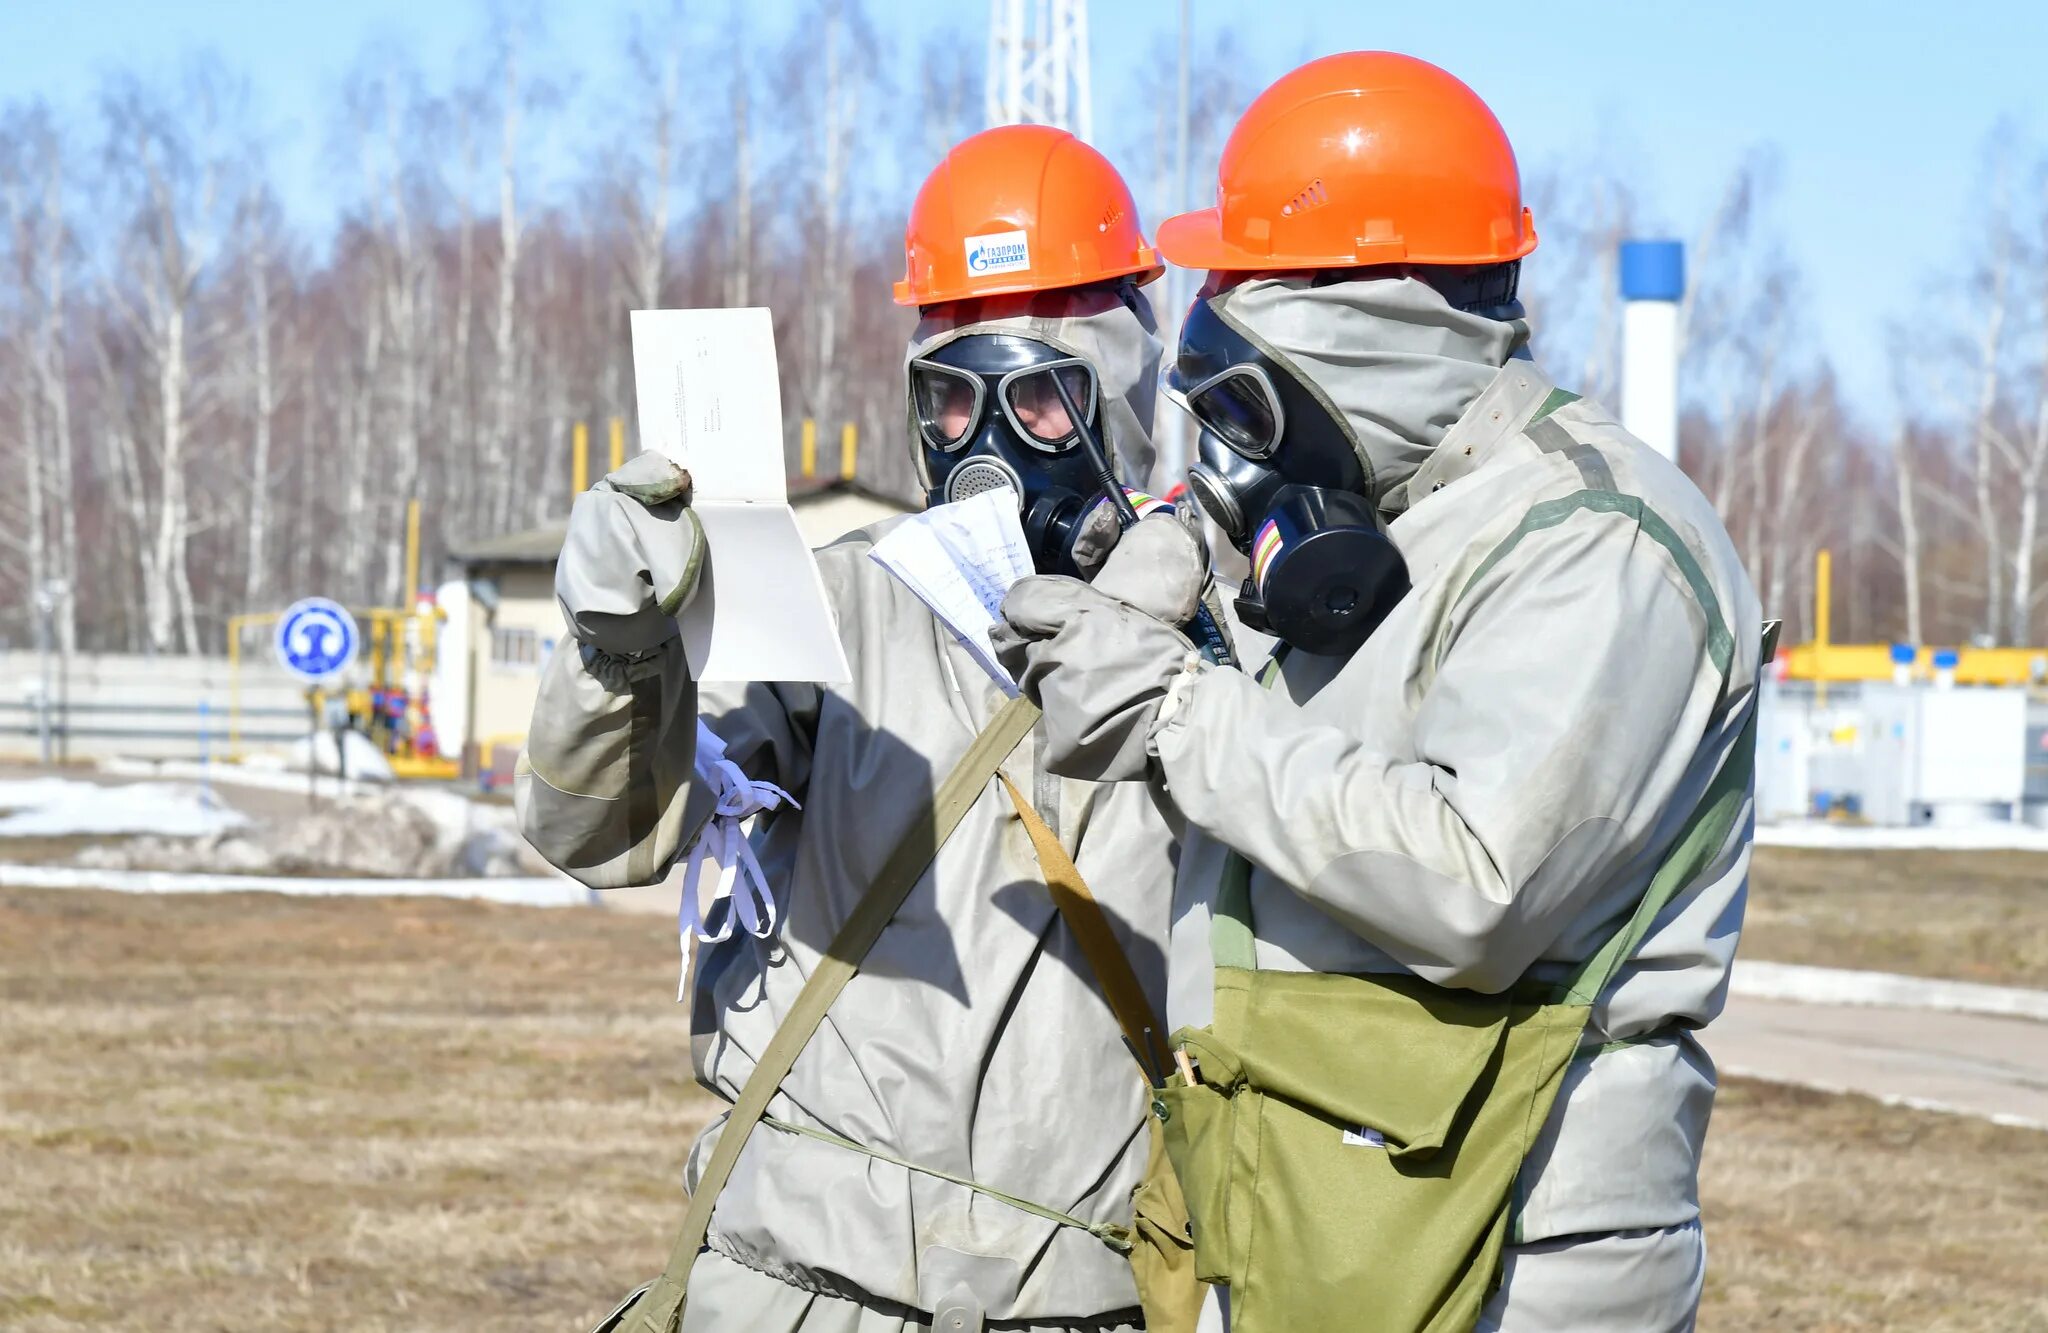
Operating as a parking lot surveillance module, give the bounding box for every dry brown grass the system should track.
[1701,1079,2048,1330]
[2,886,2045,1331]
[0,887,712,1331]
[1744,846,2048,987]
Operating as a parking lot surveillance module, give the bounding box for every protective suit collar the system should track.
[1406,361,1561,501]
[1208,274,1528,518]
[907,286,1162,489]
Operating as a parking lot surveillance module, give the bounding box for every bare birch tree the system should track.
[98,65,244,653]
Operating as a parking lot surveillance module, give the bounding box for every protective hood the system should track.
[1208,274,1527,516]
[906,285,1162,490]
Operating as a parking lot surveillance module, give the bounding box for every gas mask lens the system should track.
[1000,361,1097,451]
[910,361,982,450]
[1182,364,1283,459]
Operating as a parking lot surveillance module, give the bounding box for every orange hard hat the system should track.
[894,124,1164,307]
[1157,52,1536,271]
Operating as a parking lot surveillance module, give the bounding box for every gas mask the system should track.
[909,331,1118,577]
[1166,295,1410,656]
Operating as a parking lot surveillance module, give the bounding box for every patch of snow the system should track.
[0,861,591,908]
[102,756,384,799]
[1756,820,2048,852]
[284,730,395,783]
[0,779,248,839]
[66,781,546,881]
[1731,959,2048,1023]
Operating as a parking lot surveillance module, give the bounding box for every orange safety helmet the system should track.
[894,124,1164,307]
[1157,52,1536,271]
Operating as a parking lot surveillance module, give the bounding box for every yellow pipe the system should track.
[370,616,388,698]
[224,610,282,758]
[1814,548,1832,706]
[1814,549,1832,649]
[840,422,858,481]
[609,416,626,472]
[801,418,817,478]
[572,421,590,495]
[227,615,243,756]
[403,498,421,611]
[1784,642,2048,687]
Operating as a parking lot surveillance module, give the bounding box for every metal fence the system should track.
[0,652,310,763]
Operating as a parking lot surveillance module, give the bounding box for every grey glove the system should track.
[1068,495,1124,577]
[555,451,706,663]
[994,516,1206,782]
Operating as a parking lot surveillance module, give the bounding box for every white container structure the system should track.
[1754,680,1814,821]
[1857,685,2029,826]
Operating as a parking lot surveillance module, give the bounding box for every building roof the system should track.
[448,478,916,568]
[449,522,570,565]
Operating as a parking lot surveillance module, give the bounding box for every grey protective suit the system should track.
[1001,276,1763,1331]
[516,296,1180,1332]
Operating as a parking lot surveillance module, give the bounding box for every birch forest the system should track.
[4,4,2048,656]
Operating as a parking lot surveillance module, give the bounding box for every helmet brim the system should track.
[1155,207,1239,271]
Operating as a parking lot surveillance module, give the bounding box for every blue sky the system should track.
[5,0,2046,418]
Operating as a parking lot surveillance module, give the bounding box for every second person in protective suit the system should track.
[519,126,1216,1333]
[1000,52,1766,1333]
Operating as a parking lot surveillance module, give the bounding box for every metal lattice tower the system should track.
[986,0,1093,139]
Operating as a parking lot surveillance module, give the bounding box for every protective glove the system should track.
[994,515,1207,782]
[1068,494,1124,577]
[555,451,706,674]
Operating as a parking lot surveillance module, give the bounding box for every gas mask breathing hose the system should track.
[1050,371,1237,670]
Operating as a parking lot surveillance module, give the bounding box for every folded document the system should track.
[868,488,1035,692]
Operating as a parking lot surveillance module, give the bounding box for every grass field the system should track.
[1744,845,2048,988]
[1,886,2044,1331]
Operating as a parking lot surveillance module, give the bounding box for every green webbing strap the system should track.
[758,1115,1134,1254]
[1211,856,1257,973]
[1531,386,1581,422]
[621,693,1044,1333]
[1209,649,1289,974]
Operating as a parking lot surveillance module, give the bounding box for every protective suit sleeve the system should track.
[514,455,821,889]
[1151,508,1722,992]
[515,641,822,889]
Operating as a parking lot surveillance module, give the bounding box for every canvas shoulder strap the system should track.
[1000,775,1169,1075]
[617,693,1043,1333]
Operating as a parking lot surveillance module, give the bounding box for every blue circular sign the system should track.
[274,598,360,683]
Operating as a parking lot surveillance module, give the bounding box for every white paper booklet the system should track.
[630,308,852,684]
[868,487,1035,692]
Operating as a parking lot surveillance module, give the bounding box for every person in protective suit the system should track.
[995,53,1766,1333]
[518,125,1219,1333]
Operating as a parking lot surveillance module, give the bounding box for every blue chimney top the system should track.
[1619,240,1685,302]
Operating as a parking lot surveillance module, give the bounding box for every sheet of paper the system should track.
[630,308,851,684]
[630,307,787,501]
[868,487,1035,692]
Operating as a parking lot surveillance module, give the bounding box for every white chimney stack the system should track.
[1619,239,1684,463]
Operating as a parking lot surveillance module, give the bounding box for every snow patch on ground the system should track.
[0,778,249,839]
[1757,820,2048,852]
[0,861,590,908]
[69,787,541,880]
[1731,958,2048,1022]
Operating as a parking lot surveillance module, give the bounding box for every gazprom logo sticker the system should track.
[964,229,1032,277]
